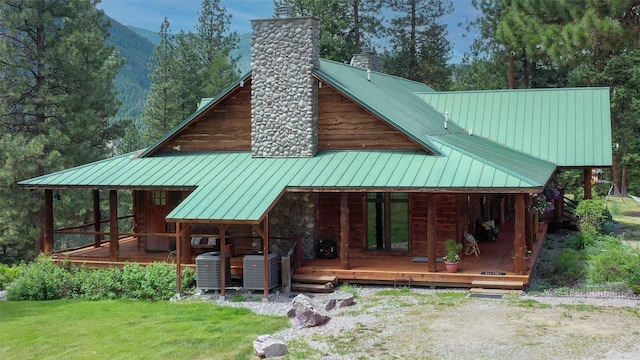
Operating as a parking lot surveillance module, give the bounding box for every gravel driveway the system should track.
[216,287,640,359]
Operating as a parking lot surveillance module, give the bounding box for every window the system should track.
[366,192,409,252]
[151,191,166,205]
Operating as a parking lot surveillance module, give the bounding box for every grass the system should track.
[606,197,640,244]
[0,299,289,360]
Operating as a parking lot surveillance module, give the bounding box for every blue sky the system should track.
[98,0,478,63]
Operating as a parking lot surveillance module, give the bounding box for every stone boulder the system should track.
[321,290,355,311]
[253,334,287,358]
[287,294,331,328]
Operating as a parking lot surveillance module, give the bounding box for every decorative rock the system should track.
[253,334,288,358]
[287,294,331,328]
[322,291,355,311]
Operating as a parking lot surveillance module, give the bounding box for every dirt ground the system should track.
[278,290,640,359]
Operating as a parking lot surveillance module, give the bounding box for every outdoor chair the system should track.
[463,232,480,257]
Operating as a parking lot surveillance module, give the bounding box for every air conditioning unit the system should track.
[243,252,279,290]
[196,252,231,291]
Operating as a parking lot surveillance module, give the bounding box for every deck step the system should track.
[469,288,523,295]
[292,274,338,285]
[291,282,335,293]
[471,280,524,290]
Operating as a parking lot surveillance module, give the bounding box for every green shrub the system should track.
[575,199,607,238]
[121,262,183,301]
[549,249,586,286]
[587,241,640,286]
[69,266,123,300]
[6,255,73,300]
[7,258,195,301]
[0,264,21,290]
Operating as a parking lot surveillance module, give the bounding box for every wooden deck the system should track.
[52,222,548,290]
[295,221,547,288]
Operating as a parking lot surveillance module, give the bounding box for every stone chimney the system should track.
[350,47,382,72]
[250,17,320,157]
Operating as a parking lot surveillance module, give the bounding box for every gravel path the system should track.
[198,286,640,359]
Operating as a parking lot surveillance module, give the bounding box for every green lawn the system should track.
[0,299,289,360]
[606,197,640,246]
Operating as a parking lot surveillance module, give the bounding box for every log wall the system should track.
[317,86,421,150]
[318,192,464,258]
[157,84,252,153]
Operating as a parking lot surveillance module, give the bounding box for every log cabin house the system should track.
[19,16,612,298]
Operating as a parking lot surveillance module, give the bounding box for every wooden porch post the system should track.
[340,193,350,270]
[263,214,270,299]
[427,194,437,272]
[584,168,592,199]
[93,190,101,247]
[514,194,526,274]
[180,223,191,264]
[109,190,119,261]
[218,224,229,298]
[43,189,54,256]
[176,222,182,297]
[524,194,534,250]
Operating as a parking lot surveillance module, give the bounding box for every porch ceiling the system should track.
[19,148,555,222]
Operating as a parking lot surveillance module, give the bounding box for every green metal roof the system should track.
[20,148,554,222]
[313,60,466,155]
[417,88,612,167]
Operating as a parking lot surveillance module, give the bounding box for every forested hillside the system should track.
[106,16,155,122]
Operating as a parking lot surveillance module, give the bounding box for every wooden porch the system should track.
[294,221,547,289]
[52,221,548,290]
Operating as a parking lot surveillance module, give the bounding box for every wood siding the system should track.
[158,83,252,153]
[318,193,365,252]
[318,192,465,258]
[318,86,421,150]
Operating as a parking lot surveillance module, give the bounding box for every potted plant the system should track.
[443,239,463,273]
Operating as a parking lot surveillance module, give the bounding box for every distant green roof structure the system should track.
[417,88,612,167]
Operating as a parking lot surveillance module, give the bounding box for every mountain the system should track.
[105,15,252,123]
[106,16,155,122]
[127,25,160,45]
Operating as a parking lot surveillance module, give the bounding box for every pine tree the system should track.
[140,0,239,146]
[278,0,384,62]
[0,0,123,262]
[383,0,453,88]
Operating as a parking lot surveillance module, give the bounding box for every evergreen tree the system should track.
[452,0,510,90]
[278,0,384,62]
[497,0,640,195]
[140,0,239,146]
[0,0,123,262]
[383,0,453,89]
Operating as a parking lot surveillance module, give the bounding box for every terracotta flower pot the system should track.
[444,261,459,273]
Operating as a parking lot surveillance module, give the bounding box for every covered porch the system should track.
[51,220,548,291]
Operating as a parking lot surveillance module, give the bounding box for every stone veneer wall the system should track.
[350,53,382,72]
[267,192,318,259]
[250,17,320,157]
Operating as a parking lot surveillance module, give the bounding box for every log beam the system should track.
[340,193,350,270]
[514,194,526,274]
[427,194,437,272]
[93,190,101,247]
[263,215,270,299]
[218,224,229,298]
[44,189,54,256]
[109,190,119,261]
[584,168,592,199]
